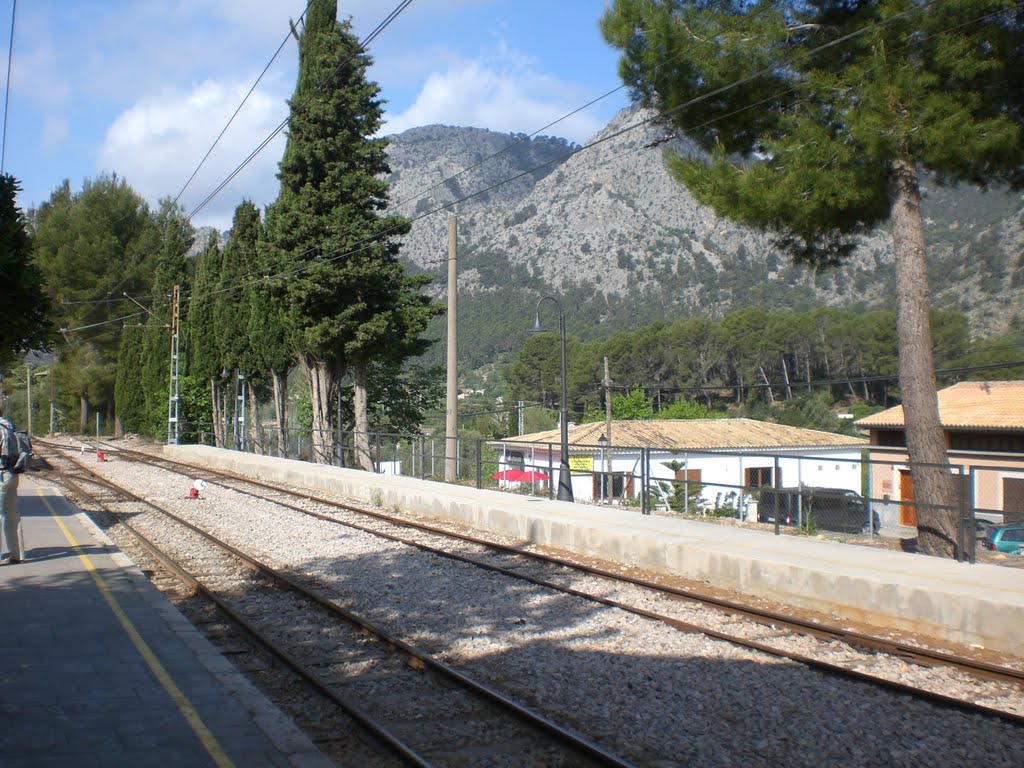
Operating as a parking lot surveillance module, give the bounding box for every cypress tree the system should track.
[114,323,145,434]
[252,208,293,456]
[266,0,434,466]
[215,201,263,450]
[187,234,225,446]
[140,200,193,438]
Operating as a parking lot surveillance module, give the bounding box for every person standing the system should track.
[0,407,24,564]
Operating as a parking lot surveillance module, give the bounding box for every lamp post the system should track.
[532,297,574,502]
[597,433,608,504]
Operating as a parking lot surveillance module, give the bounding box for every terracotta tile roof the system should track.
[498,418,866,452]
[855,381,1024,430]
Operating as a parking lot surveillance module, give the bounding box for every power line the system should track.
[186,0,416,221]
[62,3,1009,345]
[1,0,16,174]
[83,0,955,313]
[171,0,315,209]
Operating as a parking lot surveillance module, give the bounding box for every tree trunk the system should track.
[758,366,774,403]
[889,159,958,558]
[299,355,335,465]
[79,393,88,434]
[352,358,374,472]
[272,369,288,458]
[781,357,792,401]
[247,384,263,455]
[211,379,224,448]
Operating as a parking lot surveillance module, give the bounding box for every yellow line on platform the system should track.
[37,490,236,768]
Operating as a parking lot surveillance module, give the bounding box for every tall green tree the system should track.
[140,200,193,438]
[252,212,293,456]
[216,201,262,451]
[29,174,155,430]
[114,323,145,434]
[0,175,51,368]
[266,0,437,467]
[187,234,225,446]
[602,0,1024,557]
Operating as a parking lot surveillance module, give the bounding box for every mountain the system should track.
[384,109,1024,370]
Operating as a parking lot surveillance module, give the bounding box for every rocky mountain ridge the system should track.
[383,108,1024,369]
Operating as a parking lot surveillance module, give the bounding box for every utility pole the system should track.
[445,215,458,482]
[25,361,32,436]
[50,362,56,434]
[603,357,612,446]
[167,285,181,444]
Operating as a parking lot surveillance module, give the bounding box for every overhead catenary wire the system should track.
[68,0,998,337]
[53,0,416,333]
[171,0,316,209]
[1,0,16,174]
[72,0,953,314]
[185,0,416,222]
[198,0,950,289]
[66,2,1009,341]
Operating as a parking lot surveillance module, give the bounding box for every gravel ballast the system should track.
[65,445,1024,768]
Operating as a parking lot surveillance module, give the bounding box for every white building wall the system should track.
[498,443,864,509]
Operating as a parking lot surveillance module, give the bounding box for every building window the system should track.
[876,430,907,447]
[950,432,1024,453]
[745,466,773,488]
[596,473,630,499]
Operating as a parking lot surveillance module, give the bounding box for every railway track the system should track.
[42,444,636,768]
[35,439,1024,765]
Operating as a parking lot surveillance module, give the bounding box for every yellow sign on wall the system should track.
[569,455,593,473]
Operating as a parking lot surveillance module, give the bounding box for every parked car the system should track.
[974,518,995,539]
[982,523,1024,554]
[758,487,879,535]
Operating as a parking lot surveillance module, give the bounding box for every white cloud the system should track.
[382,45,606,144]
[98,78,290,230]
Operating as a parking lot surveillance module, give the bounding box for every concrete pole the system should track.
[445,215,459,482]
[25,363,32,436]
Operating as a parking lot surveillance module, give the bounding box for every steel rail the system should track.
[43,445,642,768]
[50,466,433,768]
[93,442,1024,691]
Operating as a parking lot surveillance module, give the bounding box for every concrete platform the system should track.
[168,445,1024,657]
[0,474,335,768]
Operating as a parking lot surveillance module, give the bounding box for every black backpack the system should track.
[0,419,31,474]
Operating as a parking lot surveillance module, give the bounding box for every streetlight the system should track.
[531,296,574,502]
[597,433,608,503]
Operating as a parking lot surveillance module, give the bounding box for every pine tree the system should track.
[266,0,436,466]
[602,0,1024,557]
[29,174,154,429]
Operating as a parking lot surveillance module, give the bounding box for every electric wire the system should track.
[1,0,16,174]
[65,0,959,317]
[65,1,1008,335]
[60,2,1014,360]
[170,0,315,208]
[185,0,416,221]
[194,0,951,289]
[78,0,410,321]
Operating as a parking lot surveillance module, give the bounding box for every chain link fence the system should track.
[182,423,1022,563]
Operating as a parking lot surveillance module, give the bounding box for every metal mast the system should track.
[167,284,180,444]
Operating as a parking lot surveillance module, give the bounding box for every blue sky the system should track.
[1,1,629,230]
